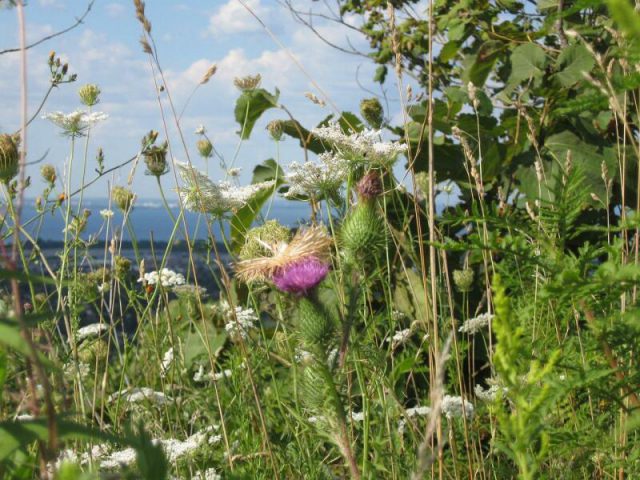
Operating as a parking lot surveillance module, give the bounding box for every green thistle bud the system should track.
[40,163,56,184]
[453,268,474,293]
[144,141,169,177]
[197,138,213,158]
[78,84,101,106]
[356,170,383,201]
[0,133,20,184]
[239,220,291,260]
[266,120,284,141]
[360,97,384,129]
[340,202,386,264]
[112,186,135,212]
[78,338,109,365]
[298,297,334,349]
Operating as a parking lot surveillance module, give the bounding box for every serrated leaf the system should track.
[234,88,279,139]
[554,44,595,87]
[509,42,547,85]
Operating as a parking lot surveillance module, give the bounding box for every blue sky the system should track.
[0,0,418,200]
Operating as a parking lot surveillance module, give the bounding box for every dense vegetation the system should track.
[1,0,640,478]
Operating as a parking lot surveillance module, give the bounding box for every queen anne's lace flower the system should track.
[312,122,407,166]
[389,328,412,348]
[441,395,474,420]
[76,323,108,341]
[176,162,275,217]
[138,268,185,288]
[284,152,349,198]
[107,387,171,405]
[459,312,493,334]
[406,406,432,418]
[474,383,502,402]
[220,301,258,340]
[42,110,108,137]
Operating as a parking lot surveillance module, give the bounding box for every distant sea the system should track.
[16,197,313,243]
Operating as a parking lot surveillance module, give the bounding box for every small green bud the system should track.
[78,84,101,106]
[40,163,56,184]
[360,97,384,129]
[197,138,213,158]
[0,133,20,183]
[112,186,135,212]
[453,268,474,293]
[239,220,291,260]
[298,297,334,348]
[266,120,284,141]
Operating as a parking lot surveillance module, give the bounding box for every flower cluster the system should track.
[474,383,502,402]
[458,312,493,334]
[42,110,108,137]
[441,395,474,420]
[312,122,407,166]
[220,301,258,340]
[176,162,274,217]
[76,323,108,342]
[107,387,171,405]
[284,152,350,199]
[388,328,412,349]
[138,268,185,288]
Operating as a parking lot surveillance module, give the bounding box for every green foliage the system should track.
[234,88,280,139]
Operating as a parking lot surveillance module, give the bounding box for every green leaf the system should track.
[554,44,595,87]
[373,65,387,83]
[464,40,503,87]
[183,325,226,367]
[229,159,284,252]
[508,42,547,85]
[0,350,6,397]
[280,119,327,154]
[234,88,280,139]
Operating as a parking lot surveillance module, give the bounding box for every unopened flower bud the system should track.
[61,63,68,75]
[40,163,56,184]
[0,133,20,183]
[356,170,383,201]
[48,51,55,65]
[144,141,169,177]
[78,84,101,106]
[266,120,284,141]
[453,268,474,293]
[360,97,384,129]
[197,138,213,158]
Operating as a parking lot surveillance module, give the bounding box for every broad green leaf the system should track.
[508,42,547,85]
[464,40,503,87]
[229,159,284,252]
[554,44,595,87]
[234,88,279,139]
[183,326,227,367]
[280,119,327,154]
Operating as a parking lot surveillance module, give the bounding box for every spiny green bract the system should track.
[340,202,386,263]
[297,297,335,348]
[239,220,291,260]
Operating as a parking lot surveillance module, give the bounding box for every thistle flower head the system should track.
[272,257,329,296]
[0,133,20,183]
[42,110,108,137]
[356,170,383,201]
[235,226,332,285]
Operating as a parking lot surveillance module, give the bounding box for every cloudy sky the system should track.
[0,0,417,200]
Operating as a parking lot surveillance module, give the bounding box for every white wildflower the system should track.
[327,347,339,366]
[42,110,108,137]
[138,268,185,288]
[76,323,108,341]
[458,312,493,334]
[312,122,407,166]
[294,349,313,364]
[107,387,171,405]
[350,411,365,422]
[193,364,207,383]
[195,125,206,135]
[220,301,258,340]
[227,167,242,177]
[100,447,137,469]
[160,347,174,378]
[284,152,349,198]
[192,468,222,480]
[211,369,233,381]
[406,406,432,418]
[389,328,412,348]
[441,395,474,420]
[397,419,406,435]
[176,162,275,217]
[474,383,502,402]
[100,209,114,218]
[308,415,324,424]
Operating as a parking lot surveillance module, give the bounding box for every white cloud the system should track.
[208,0,269,35]
[105,3,126,18]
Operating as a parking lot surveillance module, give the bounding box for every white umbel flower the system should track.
[160,347,174,378]
[192,468,222,480]
[388,328,412,348]
[176,162,274,217]
[221,301,258,340]
[350,411,365,422]
[99,209,114,218]
[312,122,407,166]
[107,387,171,405]
[459,312,493,334]
[138,268,185,288]
[441,395,474,420]
[284,152,349,198]
[406,405,432,418]
[76,323,108,341]
[42,110,108,137]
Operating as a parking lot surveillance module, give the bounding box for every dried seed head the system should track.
[360,97,384,129]
[144,141,169,177]
[112,186,135,212]
[197,138,213,158]
[304,92,326,106]
[200,64,217,85]
[40,164,56,184]
[234,74,261,91]
[0,133,20,184]
[266,120,284,141]
[78,84,101,106]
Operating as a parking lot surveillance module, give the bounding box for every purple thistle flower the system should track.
[272,257,329,296]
